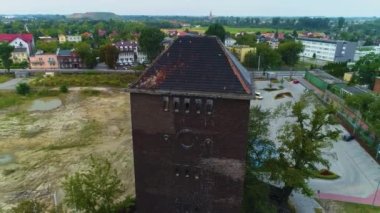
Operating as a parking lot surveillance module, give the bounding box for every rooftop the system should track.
[308,70,344,85]
[297,37,352,44]
[0,33,34,43]
[130,36,253,99]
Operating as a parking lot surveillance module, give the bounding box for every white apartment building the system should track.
[297,37,357,62]
[354,45,380,61]
[114,41,148,66]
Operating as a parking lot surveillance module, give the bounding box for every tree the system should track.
[277,41,304,67]
[63,155,127,213]
[16,83,30,96]
[323,62,348,78]
[338,17,345,29]
[99,44,118,69]
[235,34,256,47]
[0,43,14,71]
[266,96,340,203]
[205,23,226,42]
[35,40,58,53]
[139,27,165,61]
[345,93,376,117]
[292,30,298,38]
[354,53,380,89]
[75,42,98,68]
[244,43,282,71]
[243,106,276,213]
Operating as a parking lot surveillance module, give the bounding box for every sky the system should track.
[0,0,379,17]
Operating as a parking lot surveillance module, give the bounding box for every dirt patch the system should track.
[0,90,134,210]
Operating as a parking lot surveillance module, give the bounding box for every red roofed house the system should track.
[0,34,35,56]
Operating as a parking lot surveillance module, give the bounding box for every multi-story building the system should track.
[114,40,148,66]
[0,33,35,56]
[29,54,59,70]
[129,36,253,212]
[56,49,84,69]
[297,37,357,62]
[354,45,380,61]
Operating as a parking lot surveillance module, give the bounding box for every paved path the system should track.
[0,78,27,90]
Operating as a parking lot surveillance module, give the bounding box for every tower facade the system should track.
[129,36,253,213]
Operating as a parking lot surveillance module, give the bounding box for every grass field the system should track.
[163,26,293,34]
[0,74,13,83]
[340,202,380,213]
[31,73,139,88]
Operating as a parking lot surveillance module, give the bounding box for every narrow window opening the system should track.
[163,96,169,112]
[175,168,180,177]
[184,98,190,114]
[206,99,214,115]
[185,169,190,178]
[195,99,202,114]
[173,97,180,112]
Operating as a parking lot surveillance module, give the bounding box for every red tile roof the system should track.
[0,34,34,43]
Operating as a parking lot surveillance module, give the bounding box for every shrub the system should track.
[59,85,69,93]
[16,83,30,95]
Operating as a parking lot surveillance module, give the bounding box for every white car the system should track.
[255,91,263,100]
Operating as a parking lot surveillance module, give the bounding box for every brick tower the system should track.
[129,36,253,213]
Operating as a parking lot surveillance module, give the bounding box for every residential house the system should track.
[227,45,256,63]
[98,29,107,37]
[0,33,35,56]
[225,37,237,47]
[11,48,28,63]
[297,37,357,62]
[58,35,82,43]
[29,54,59,70]
[58,34,66,43]
[66,35,82,43]
[38,36,58,43]
[114,40,148,66]
[81,32,93,39]
[114,41,138,66]
[56,49,84,69]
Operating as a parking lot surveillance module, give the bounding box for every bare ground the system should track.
[0,90,134,210]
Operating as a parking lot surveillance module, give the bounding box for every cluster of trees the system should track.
[345,93,380,143]
[244,41,304,70]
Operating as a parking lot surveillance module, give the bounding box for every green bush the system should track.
[16,83,30,95]
[59,85,69,93]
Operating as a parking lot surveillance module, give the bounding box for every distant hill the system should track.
[67,12,122,20]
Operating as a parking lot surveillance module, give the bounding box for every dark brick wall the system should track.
[130,93,250,213]
[374,78,380,94]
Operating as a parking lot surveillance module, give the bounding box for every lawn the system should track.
[31,73,139,88]
[341,202,380,213]
[162,26,293,34]
[0,74,14,83]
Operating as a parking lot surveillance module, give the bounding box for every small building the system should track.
[341,86,371,97]
[11,48,28,63]
[38,36,58,43]
[374,77,380,94]
[305,70,344,91]
[14,71,30,78]
[224,37,236,47]
[66,35,82,43]
[227,45,256,63]
[129,36,253,212]
[29,54,59,70]
[343,72,354,82]
[56,49,84,69]
[58,34,66,43]
[297,37,357,62]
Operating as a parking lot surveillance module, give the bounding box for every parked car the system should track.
[255,93,263,100]
[342,134,355,142]
[293,79,300,84]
